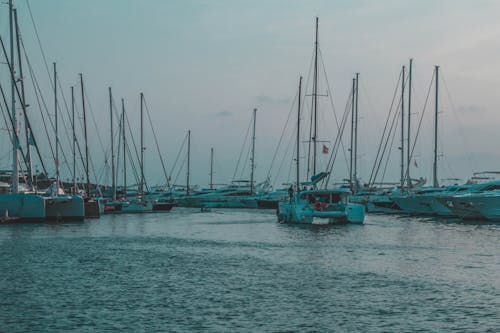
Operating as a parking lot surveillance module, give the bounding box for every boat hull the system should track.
[277,202,365,224]
[0,193,46,221]
[45,195,85,221]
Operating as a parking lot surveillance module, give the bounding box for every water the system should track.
[1,209,499,332]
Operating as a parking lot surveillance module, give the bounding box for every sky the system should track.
[1,0,500,189]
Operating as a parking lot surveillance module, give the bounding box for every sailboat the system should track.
[0,2,46,222]
[277,27,365,225]
[390,65,442,215]
[43,63,85,221]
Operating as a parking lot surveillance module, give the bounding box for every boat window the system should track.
[481,184,500,191]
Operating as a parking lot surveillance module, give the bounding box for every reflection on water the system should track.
[1,208,499,332]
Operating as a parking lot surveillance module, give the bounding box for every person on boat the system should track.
[288,185,294,203]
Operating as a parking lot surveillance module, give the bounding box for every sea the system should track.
[1,208,499,332]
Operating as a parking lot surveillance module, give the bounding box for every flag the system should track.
[414,159,418,168]
[322,145,329,154]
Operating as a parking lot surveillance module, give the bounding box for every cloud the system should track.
[213,110,233,118]
[456,105,486,113]
[254,95,290,105]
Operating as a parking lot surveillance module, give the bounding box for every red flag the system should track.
[322,145,329,154]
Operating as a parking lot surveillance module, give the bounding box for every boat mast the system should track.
[122,99,127,200]
[139,92,144,197]
[109,87,116,200]
[9,0,18,193]
[312,16,319,176]
[250,108,257,195]
[14,8,32,189]
[354,72,359,193]
[209,147,214,190]
[297,76,302,188]
[71,86,76,194]
[349,77,355,192]
[433,65,439,188]
[54,62,59,190]
[186,130,191,195]
[400,66,405,192]
[406,58,413,189]
[79,73,90,197]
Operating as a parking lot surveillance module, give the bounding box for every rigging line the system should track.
[0,93,13,148]
[265,86,298,181]
[408,71,435,167]
[115,113,122,186]
[304,48,315,181]
[286,143,294,184]
[368,70,402,186]
[0,32,45,175]
[22,45,57,167]
[20,41,56,163]
[380,104,400,183]
[83,86,107,158]
[143,97,170,187]
[169,132,187,180]
[232,113,252,181]
[25,0,54,93]
[318,47,349,169]
[173,152,187,186]
[324,94,351,187]
[374,95,402,186]
[124,104,143,183]
[368,69,403,186]
[238,133,252,180]
[28,56,74,178]
[380,109,401,184]
[372,80,405,186]
[125,140,141,188]
[440,71,477,171]
[325,88,352,173]
[275,122,297,185]
[0,82,30,171]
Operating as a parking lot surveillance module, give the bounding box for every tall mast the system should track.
[122,99,127,199]
[209,147,214,190]
[9,0,18,193]
[349,77,355,192]
[312,16,319,176]
[354,72,359,193]
[71,86,76,194]
[250,108,257,195]
[433,66,439,188]
[407,58,413,189]
[79,73,90,196]
[186,130,191,195]
[14,8,32,189]
[400,66,405,192]
[297,76,302,188]
[54,62,59,190]
[139,92,144,197]
[109,87,116,200]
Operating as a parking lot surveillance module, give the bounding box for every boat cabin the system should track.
[296,189,350,210]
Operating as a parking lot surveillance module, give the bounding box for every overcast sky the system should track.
[1,0,500,188]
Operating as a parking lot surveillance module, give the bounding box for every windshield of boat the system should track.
[299,192,347,204]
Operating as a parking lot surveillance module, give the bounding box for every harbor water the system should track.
[1,209,499,332]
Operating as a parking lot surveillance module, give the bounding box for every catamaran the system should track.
[275,26,365,224]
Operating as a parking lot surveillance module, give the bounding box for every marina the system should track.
[1,0,500,331]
